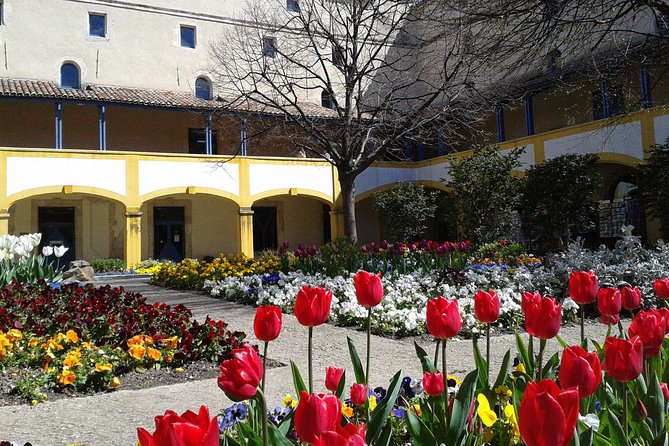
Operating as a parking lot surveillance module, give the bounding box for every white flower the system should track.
[42,246,54,257]
[54,245,69,258]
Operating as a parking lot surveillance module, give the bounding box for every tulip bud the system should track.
[325,367,344,392]
[350,383,367,406]
[422,371,444,397]
[654,278,669,299]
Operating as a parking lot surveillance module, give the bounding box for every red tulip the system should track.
[426,296,462,339]
[354,271,384,308]
[661,383,669,401]
[558,346,602,398]
[628,310,665,357]
[295,286,333,327]
[658,308,669,334]
[654,278,669,299]
[603,336,644,382]
[523,293,562,340]
[569,271,598,305]
[350,383,367,406]
[621,286,641,311]
[597,288,621,318]
[519,379,579,446]
[253,305,282,342]
[314,423,367,446]
[218,345,263,401]
[600,314,619,325]
[137,405,218,446]
[294,391,343,445]
[325,367,345,392]
[473,290,500,324]
[422,371,444,397]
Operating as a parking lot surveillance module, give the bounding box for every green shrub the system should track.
[371,183,437,242]
[90,258,126,273]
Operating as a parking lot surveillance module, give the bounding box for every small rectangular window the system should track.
[188,128,217,154]
[0,1,4,25]
[287,0,300,12]
[262,37,277,58]
[180,25,196,49]
[89,13,106,37]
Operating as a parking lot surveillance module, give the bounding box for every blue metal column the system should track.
[600,78,611,118]
[240,117,247,156]
[640,67,652,109]
[98,105,107,151]
[524,94,535,136]
[205,113,213,155]
[495,105,505,143]
[55,102,63,149]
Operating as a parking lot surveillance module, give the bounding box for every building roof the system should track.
[0,77,337,118]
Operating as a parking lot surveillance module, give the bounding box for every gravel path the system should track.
[0,276,616,445]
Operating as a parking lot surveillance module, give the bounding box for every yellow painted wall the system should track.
[533,80,597,134]
[504,101,526,141]
[255,196,325,248]
[355,198,380,244]
[0,102,53,148]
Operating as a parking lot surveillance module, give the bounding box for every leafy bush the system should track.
[371,182,437,242]
[445,146,523,244]
[89,258,126,273]
[637,143,669,238]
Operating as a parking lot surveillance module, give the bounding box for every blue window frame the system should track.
[0,1,4,25]
[195,77,212,100]
[60,63,80,89]
[89,13,106,37]
[180,25,196,48]
[287,0,300,12]
[262,37,276,58]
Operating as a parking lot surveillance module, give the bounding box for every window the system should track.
[321,90,333,109]
[262,37,277,58]
[195,77,212,100]
[0,1,4,25]
[89,13,106,37]
[60,63,80,89]
[592,85,625,120]
[332,44,344,67]
[180,25,196,48]
[188,128,217,154]
[287,0,300,12]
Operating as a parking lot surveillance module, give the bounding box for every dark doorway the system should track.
[252,206,277,252]
[154,206,185,261]
[38,207,75,266]
[322,205,332,243]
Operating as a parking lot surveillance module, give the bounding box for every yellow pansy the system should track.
[410,404,422,417]
[109,377,121,389]
[495,384,512,403]
[504,404,520,439]
[342,403,354,418]
[66,329,79,344]
[147,347,162,361]
[129,345,146,360]
[477,393,498,427]
[7,329,23,343]
[82,341,93,350]
[283,394,297,408]
[514,362,526,374]
[369,395,377,411]
[163,336,179,350]
[63,352,81,368]
[95,363,113,372]
[58,369,76,385]
[28,337,40,348]
[447,375,462,386]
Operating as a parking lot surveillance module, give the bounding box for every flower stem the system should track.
[261,341,268,394]
[442,339,449,428]
[434,339,440,366]
[256,388,268,446]
[486,324,491,383]
[536,338,547,381]
[366,307,371,386]
[580,305,586,348]
[308,326,313,394]
[623,382,629,443]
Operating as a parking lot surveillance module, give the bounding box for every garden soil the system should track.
[0,276,617,445]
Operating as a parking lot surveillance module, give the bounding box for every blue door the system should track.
[153,207,185,261]
[38,207,75,267]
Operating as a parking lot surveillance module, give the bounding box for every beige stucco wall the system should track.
[7,193,125,260]
[255,196,326,248]
[355,198,380,245]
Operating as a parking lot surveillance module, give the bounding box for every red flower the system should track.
[569,271,598,305]
[137,405,218,446]
[314,423,367,446]
[325,367,345,392]
[294,391,343,445]
[558,346,602,398]
[217,345,263,401]
[422,371,444,397]
[621,286,641,311]
[253,305,282,342]
[294,286,333,327]
[353,271,384,308]
[597,288,621,318]
[523,293,562,340]
[628,310,665,357]
[658,308,669,334]
[654,278,669,299]
[473,290,500,324]
[519,379,579,446]
[603,336,644,382]
[600,314,619,325]
[350,383,367,406]
[661,383,669,401]
[426,296,462,339]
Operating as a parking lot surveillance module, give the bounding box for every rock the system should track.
[68,260,90,269]
[61,264,95,284]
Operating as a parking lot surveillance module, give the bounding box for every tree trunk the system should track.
[339,173,358,242]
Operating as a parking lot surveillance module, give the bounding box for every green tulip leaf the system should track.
[375,421,394,446]
[493,349,511,389]
[556,334,569,349]
[605,411,626,446]
[579,427,594,446]
[472,338,488,388]
[541,352,560,379]
[267,424,294,446]
[366,370,402,444]
[290,361,307,395]
[415,341,436,372]
[447,369,479,446]
[224,433,244,446]
[347,336,366,384]
[277,409,294,435]
[592,430,613,446]
[237,422,263,446]
[406,408,437,446]
[515,331,533,377]
[335,370,347,399]
[651,433,668,446]
[645,374,665,437]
